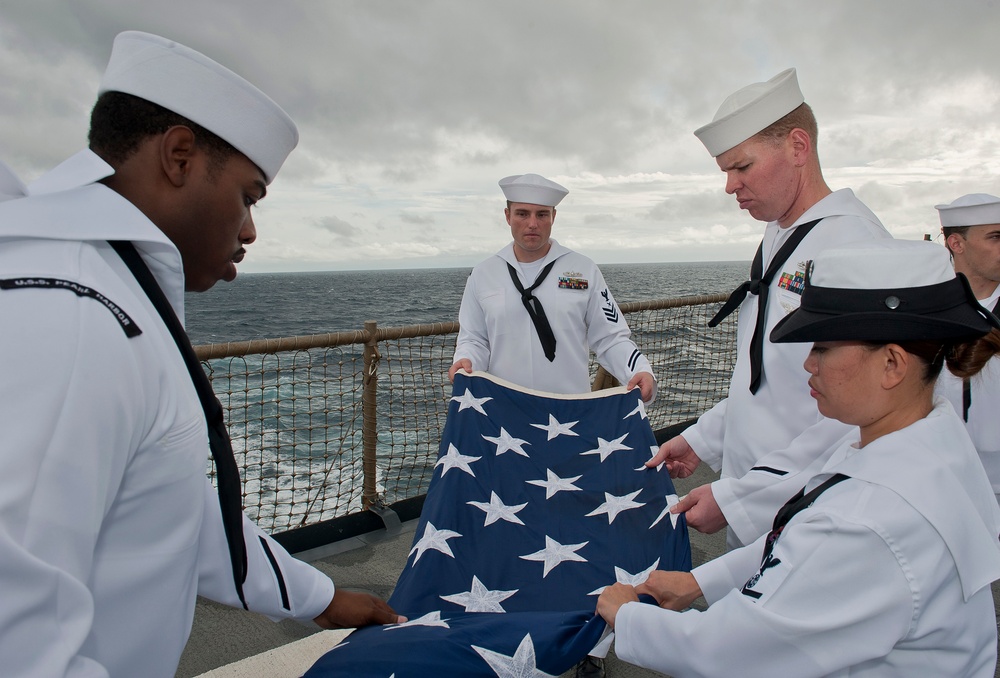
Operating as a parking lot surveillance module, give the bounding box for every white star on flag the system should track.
[650,494,681,529]
[472,634,556,678]
[451,388,492,415]
[580,434,632,462]
[625,399,648,420]
[467,491,528,526]
[440,575,519,612]
[636,445,665,472]
[435,443,481,477]
[585,489,645,524]
[587,558,661,595]
[520,535,589,577]
[526,469,583,499]
[482,427,531,457]
[384,610,451,631]
[409,522,462,564]
[531,414,579,441]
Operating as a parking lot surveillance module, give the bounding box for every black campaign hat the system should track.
[771,240,1000,344]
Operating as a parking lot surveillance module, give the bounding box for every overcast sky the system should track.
[1,0,998,272]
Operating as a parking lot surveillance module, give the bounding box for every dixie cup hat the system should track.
[770,239,999,344]
[694,68,804,157]
[935,193,1000,228]
[499,173,569,207]
[99,31,298,184]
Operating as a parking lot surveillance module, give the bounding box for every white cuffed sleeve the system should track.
[585,267,658,403]
[196,484,335,621]
[680,399,728,470]
[453,272,492,371]
[714,420,855,545]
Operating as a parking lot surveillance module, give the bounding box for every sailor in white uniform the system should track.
[449,173,657,678]
[599,240,1000,677]
[0,32,400,678]
[934,193,1000,505]
[651,68,891,548]
[449,173,656,402]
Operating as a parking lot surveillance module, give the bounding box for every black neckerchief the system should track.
[762,473,849,565]
[709,218,822,394]
[110,240,248,609]
[507,260,557,361]
[962,296,1000,421]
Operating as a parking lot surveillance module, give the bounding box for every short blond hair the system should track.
[753,102,818,150]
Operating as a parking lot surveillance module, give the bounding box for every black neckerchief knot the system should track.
[709,218,822,394]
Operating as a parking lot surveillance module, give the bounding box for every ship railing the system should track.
[194,293,736,551]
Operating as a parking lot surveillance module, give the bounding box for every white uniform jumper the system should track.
[0,151,334,677]
[454,239,655,397]
[937,285,1000,504]
[682,189,891,547]
[615,398,1000,677]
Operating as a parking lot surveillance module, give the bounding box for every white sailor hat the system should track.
[771,240,998,344]
[935,193,1000,228]
[694,68,804,157]
[99,31,298,184]
[499,173,569,207]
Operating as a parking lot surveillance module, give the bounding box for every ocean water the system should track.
[184,260,749,344]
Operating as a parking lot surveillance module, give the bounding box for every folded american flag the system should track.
[305,371,690,677]
[305,610,609,677]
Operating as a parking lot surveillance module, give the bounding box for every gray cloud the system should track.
[400,212,436,225]
[2,0,998,271]
[314,215,359,243]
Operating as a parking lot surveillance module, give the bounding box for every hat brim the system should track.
[771,275,998,344]
[770,310,993,344]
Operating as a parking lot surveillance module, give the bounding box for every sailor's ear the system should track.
[159,126,198,187]
[880,343,911,390]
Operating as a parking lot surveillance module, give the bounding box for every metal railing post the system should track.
[361,320,380,509]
